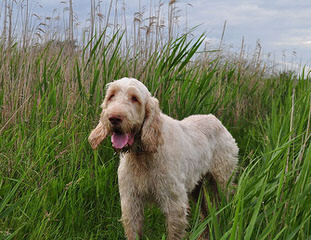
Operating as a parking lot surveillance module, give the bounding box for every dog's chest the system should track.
[119,153,161,195]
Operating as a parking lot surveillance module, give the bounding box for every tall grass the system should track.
[1,1,311,240]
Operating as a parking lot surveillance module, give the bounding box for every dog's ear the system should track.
[141,96,163,152]
[89,96,110,149]
[88,120,108,149]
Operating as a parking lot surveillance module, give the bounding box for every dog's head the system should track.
[88,78,162,152]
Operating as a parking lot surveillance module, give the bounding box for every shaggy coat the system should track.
[88,77,238,240]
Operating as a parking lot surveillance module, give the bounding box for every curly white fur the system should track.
[89,77,238,240]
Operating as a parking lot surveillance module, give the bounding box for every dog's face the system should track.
[89,78,162,152]
[101,80,147,149]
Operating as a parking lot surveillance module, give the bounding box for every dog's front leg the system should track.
[119,179,144,240]
[159,194,188,240]
[166,204,188,240]
[120,196,144,240]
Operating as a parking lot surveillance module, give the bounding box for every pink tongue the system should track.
[111,133,134,149]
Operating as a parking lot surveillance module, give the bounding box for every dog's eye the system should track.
[131,96,139,103]
[108,94,114,101]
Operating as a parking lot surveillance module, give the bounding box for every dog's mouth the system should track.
[111,129,135,149]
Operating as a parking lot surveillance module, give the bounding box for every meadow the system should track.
[1,1,311,239]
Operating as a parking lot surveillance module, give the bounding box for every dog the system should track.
[88,77,238,240]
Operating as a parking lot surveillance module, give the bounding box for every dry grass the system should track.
[1,1,311,240]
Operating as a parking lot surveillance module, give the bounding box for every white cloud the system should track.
[274,39,311,47]
[10,0,311,67]
[188,1,278,26]
[185,0,311,66]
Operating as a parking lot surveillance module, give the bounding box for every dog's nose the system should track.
[109,116,122,125]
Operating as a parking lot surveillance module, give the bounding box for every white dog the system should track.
[89,77,238,240]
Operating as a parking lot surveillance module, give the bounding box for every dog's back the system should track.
[182,114,226,136]
[182,114,239,187]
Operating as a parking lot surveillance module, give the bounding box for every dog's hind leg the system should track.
[190,173,220,240]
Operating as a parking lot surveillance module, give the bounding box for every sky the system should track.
[187,0,311,72]
[12,0,311,73]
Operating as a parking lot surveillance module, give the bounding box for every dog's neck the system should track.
[118,137,152,154]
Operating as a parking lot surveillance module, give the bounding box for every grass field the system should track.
[1,1,311,240]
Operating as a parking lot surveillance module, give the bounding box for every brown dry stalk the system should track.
[286,88,295,173]
[0,96,31,134]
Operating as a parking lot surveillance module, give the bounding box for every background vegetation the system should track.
[0,1,310,239]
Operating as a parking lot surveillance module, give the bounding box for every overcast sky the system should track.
[29,0,311,72]
[188,0,311,72]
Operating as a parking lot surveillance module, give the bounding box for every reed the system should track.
[1,1,310,239]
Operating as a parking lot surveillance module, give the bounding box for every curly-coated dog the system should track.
[88,77,238,240]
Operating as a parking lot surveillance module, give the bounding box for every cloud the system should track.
[274,39,311,47]
[188,1,278,26]
[17,0,311,68]
[184,0,311,66]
